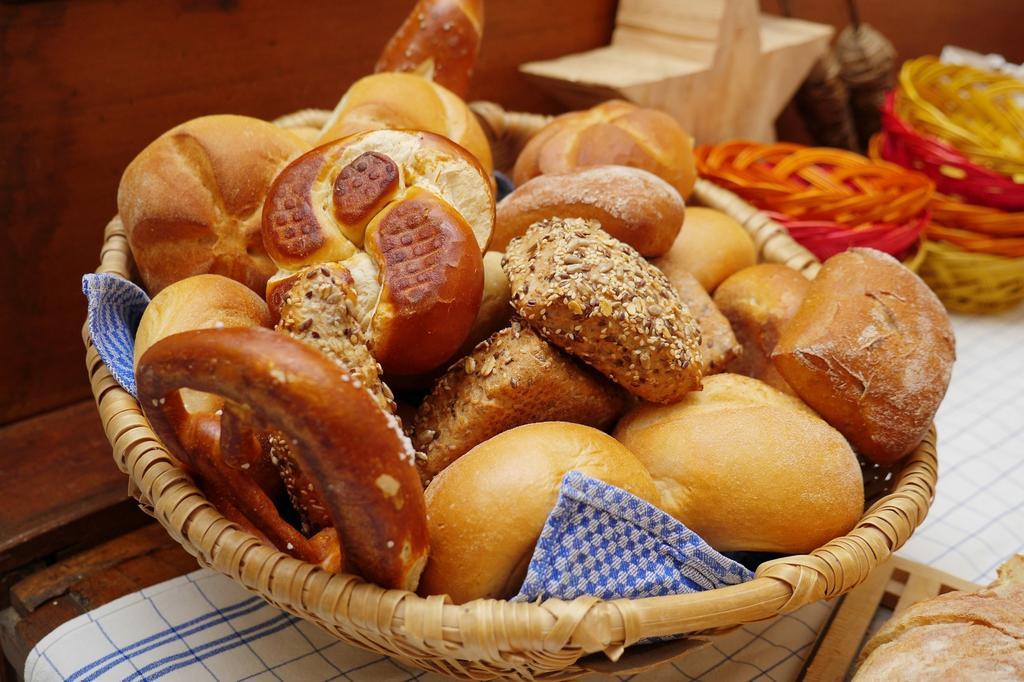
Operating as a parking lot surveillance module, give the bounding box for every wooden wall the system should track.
[0,0,617,424]
[2,0,1022,425]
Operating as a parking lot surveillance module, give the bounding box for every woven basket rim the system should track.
[84,108,940,677]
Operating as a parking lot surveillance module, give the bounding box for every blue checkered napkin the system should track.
[83,273,150,397]
[513,471,753,602]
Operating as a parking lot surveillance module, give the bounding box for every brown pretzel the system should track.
[137,327,429,591]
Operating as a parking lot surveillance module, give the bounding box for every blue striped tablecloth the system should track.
[25,305,1024,681]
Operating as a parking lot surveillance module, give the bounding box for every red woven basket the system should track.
[695,141,932,261]
[876,92,1024,212]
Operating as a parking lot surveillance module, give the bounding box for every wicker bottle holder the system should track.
[85,104,939,680]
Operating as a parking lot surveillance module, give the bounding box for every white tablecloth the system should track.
[25,306,1024,681]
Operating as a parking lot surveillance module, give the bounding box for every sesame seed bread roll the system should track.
[614,374,864,554]
[419,422,661,603]
[713,264,811,394]
[652,207,756,292]
[411,320,626,484]
[772,248,955,464]
[503,218,702,403]
[660,268,741,374]
[493,165,685,256]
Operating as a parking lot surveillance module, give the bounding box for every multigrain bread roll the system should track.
[503,218,703,403]
[118,115,307,294]
[411,320,626,484]
[317,72,493,174]
[652,207,756,292]
[614,374,864,553]
[772,248,956,463]
[493,166,685,256]
[854,555,1024,681]
[513,100,696,199]
[713,264,810,393]
[660,268,741,374]
[419,422,661,603]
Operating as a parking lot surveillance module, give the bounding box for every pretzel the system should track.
[138,327,430,591]
[262,129,493,376]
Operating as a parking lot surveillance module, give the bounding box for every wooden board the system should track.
[799,555,980,681]
[0,400,149,578]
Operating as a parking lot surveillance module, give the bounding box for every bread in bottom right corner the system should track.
[854,555,1024,681]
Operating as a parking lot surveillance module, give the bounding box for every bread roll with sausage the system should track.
[614,374,864,554]
[772,248,955,463]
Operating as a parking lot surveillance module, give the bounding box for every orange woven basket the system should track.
[695,141,933,260]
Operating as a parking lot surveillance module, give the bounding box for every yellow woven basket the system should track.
[915,239,1024,314]
[84,105,939,680]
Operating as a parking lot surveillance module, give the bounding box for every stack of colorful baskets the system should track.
[870,56,1024,312]
[694,141,933,265]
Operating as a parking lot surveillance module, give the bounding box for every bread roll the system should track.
[458,251,512,353]
[660,268,740,374]
[412,320,626,483]
[317,72,493,174]
[118,115,307,295]
[374,0,484,97]
[419,422,660,603]
[614,374,864,553]
[772,248,955,463]
[713,264,810,393]
[854,555,1024,681]
[513,100,696,199]
[504,218,703,403]
[652,207,757,293]
[493,166,685,256]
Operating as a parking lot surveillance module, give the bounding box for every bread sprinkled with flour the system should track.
[503,217,702,403]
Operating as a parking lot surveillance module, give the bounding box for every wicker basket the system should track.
[84,105,939,680]
[915,239,1024,314]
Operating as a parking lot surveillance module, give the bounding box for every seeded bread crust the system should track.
[661,268,741,374]
[503,218,702,403]
[411,320,626,485]
[276,264,394,414]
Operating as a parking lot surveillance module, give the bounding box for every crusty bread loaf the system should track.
[374,0,484,98]
[513,100,696,199]
[411,320,626,484]
[118,115,307,295]
[614,374,864,553]
[419,422,661,603]
[772,248,956,463]
[854,555,1024,681]
[652,207,757,292]
[317,72,493,174]
[493,166,685,256]
[660,268,740,374]
[504,218,702,403]
[713,264,810,394]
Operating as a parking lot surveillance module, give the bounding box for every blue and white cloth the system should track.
[83,273,150,396]
[515,472,752,602]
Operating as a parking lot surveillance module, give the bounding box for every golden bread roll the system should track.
[713,264,810,393]
[493,165,685,256]
[118,115,306,294]
[262,129,493,375]
[503,217,703,403]
[854,555,1024,681]
[419,422,660,602]
[317,72,493,174]
[513,100,696,199]
[614,374,864,553]
[652,207,757,292]
[411,320,626,484]
[374,0,484,98]
[661,268,740,374]
[772,248,955,463]
[458,251,513,353]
